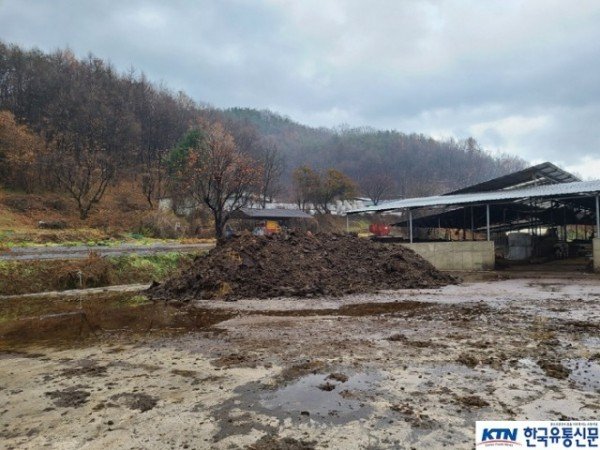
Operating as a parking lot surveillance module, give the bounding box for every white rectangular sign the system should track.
[476,421,599,449]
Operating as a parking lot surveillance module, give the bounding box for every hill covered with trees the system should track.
[0,41,527,217]
[222,108,526,199]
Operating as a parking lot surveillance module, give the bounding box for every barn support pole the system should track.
[470,206,475,241]
[563,207,567,241]
[409,210,413,243]
[346,214,349,233]
[594,195,599,236]
[486,204,491,242]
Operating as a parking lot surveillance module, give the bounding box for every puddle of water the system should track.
[581,336,600,347]
[260,372,380,424]
[0,302,233,348]
[518,357,541,368]
[565,359,600,392]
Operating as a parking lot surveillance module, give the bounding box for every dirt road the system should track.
[0,242,214,261]
[1,278,599,449]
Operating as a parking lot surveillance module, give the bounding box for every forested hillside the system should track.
[0,41,527,206]
[223,108,526,197]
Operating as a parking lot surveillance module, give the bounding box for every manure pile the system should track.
[149,232,456,301]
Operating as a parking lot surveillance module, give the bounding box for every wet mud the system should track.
[110,392,158,412]
[45,387,91,408]
[0,278,599,449]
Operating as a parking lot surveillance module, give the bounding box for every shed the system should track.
[231,208,313,220]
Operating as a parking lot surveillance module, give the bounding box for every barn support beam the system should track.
[486,204,491,241]
[596,195,599,237]
[470,206,474,241]
[409,210,413,243]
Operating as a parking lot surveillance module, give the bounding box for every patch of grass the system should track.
[0,252,195,296]
[127,294,151,306]
[0,234,210,249]
[110,252,193,283]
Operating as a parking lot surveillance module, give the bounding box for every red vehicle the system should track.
[369,223,391,237]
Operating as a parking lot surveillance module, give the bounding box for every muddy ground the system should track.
[1,277,599,449]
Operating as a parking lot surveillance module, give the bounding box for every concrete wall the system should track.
[402,241,495,271]
[594,239,600,273]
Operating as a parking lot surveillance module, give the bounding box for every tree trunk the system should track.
[214,212,224,244]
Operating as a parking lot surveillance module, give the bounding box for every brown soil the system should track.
[456,395,490,408]
[246,436,316,450]
[538,360,571,379]
[326,372,349,383]
[213,353,258,369]
[61,360,108,377]
[276,360,329,384]
[456,353,479,368]
[110,392,158,412]
[149,232,456,301]
[385,332,443,348]
[45,387,91,408]
[390,403,435,428]
[317,381,336,391]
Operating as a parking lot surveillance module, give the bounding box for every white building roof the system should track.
[348,180,600,213]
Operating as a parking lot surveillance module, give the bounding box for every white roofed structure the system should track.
[347,163,600,247]
[349,180,600,213]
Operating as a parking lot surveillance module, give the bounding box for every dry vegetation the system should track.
[0,252,194,296]
[0,185,212,246]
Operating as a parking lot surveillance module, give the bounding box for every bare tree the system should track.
[140,147,171,208]
[293,165,320,212]
[132,83,190,208]
[179,122,263,240]
[360,173,396,205]
[258,138,284,207]
[51,138,115,219]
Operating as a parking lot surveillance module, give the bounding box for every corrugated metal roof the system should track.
[348,180,600,213]
[446,162,579,195]
[233,208,313,219]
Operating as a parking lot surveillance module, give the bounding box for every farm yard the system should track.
[1,235,599,449]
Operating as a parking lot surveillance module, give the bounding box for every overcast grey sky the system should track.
[1,0,599,177]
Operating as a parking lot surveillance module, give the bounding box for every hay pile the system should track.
[149,232,456,301]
